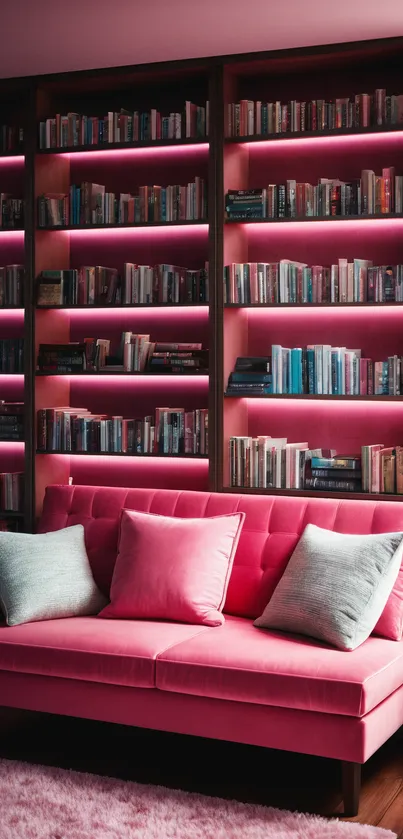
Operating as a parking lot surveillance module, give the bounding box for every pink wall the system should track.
[1,0,403,79]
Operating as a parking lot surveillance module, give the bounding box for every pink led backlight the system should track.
[64,224,209,241]
[0,230,24,241]
[42,374,208,387]
[64,306,209,319]
[69,454,209,491]
[59,144,209,162]
[244,218,403,233]
[242,131,403,153]
[0,441,24,451]
[0,156,24,166]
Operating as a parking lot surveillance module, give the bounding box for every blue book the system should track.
[291,348,303,393]
[306,348,315,394]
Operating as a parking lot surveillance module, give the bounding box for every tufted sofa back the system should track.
[38,484,403,619]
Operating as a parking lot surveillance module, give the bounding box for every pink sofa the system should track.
[2,484,403,815]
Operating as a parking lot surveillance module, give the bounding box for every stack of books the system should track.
[305,453,362,492]
[37,343,87,374]
[0,265,24,306]
[224,260,403,304]
[225,170,403,220]
[37,263,209,306]
[0,195,24,229]
[0,339,24,373]
[0,472,23,511]
[226,356,272,395]
[362,444,403,494]
[226,88,403,136]
[38,178,207,226]
[37,406,208,455]
[148,342,209,375]
[39,101,209,148]
[0,125,23,153]
[270,345,403,396]
[0,402,23,441]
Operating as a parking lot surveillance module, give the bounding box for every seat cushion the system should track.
[0,618,210,689]
[156,615,403,717]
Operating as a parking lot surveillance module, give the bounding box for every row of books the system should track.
[38,178,207,226]
[0,265,24,307]
[226,349,403,396]
[362,444,403,494]
[0,472,24,511]
[0,125,23,154]
[270,346,403,396]
[224,261,403,304]
[37,407,208,455]
[37,340,208,374]
[0,195,24,229]
[226,89,403,136]
[225,170,403,219]
[39,101,209,148]
[0,339,24,373]
[37,263,209,306]
[0,402,23,441]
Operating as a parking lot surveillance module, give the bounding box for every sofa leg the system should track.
[341,761,361,816]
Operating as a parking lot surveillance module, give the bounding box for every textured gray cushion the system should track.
[0,525,106,626]
[254,523,403,650]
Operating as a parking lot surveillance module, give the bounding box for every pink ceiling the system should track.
[1,0,403,78]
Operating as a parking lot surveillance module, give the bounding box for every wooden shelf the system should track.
[36,371,208,377]
[224,393,403,400]
[36,450,208,458]
[37,303,208,310]
[37,220,207,231]
[0,510,24,517]
[37,138,209,155]
[0,150,24,158]
[225,125,403,144]
[225,214,403,224]
[224,302,403,309]
[222,486,403,502]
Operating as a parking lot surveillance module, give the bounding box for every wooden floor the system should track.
[0,710,402,835]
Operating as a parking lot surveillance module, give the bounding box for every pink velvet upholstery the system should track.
[0,617,210,689]
[100,509,245,625]
[0,484,402,776]
[156,615,403,717]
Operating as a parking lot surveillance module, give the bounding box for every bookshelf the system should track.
[0,35,401,529]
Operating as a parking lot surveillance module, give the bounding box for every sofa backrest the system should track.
[38,484,403,619]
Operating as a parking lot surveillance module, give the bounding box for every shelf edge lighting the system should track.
[57,143,209,161]
[241,131,403,151]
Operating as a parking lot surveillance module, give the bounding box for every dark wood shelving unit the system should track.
[223,486,403,502]
[2,34,403,526]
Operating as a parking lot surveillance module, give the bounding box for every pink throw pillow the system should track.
[373,560,403,640]
[99,509,245,626]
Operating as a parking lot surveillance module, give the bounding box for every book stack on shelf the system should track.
[0,125,23,153]
[226,88,403,137]
[37,339,209,375]
[362,444,403,494]
[0,265,24,306]
[39,100,209,148]
[0,402,23,441]
[225,170,403,220]
[38,177,207,227]
[37,406,208,456]
[224,260,402,304]
[0,472,24,511]
[37,263,209,306]
[0,195,24,229]
[226,356,272,396]
[0,339,24,373]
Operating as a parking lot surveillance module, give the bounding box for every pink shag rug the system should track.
[0,758,396,839]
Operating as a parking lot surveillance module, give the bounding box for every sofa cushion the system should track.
[254,524,403,651]
[156,615,403,717]
[99,508,245,626]
[0,618,210,689]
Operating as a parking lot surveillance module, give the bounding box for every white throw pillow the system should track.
[254,523,403,651]
[0,525,106,626]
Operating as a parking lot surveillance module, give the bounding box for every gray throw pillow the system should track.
[0,525,106,626]
[254,523,403,651]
